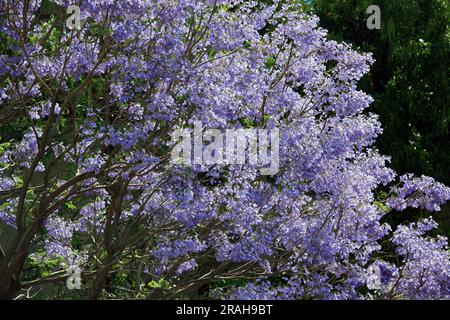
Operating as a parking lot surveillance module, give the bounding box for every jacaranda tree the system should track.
[0,0,449,300]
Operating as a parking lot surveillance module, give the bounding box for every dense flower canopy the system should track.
[0,0,449,300]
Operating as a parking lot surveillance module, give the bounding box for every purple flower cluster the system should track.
[388,174,450,212]
[0,0,448,299]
